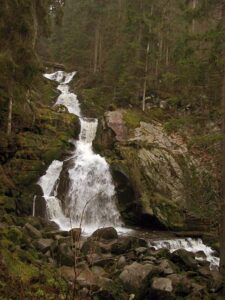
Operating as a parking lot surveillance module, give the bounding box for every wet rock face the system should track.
[96,110,217,230]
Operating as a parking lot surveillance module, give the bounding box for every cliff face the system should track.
[95,110,218,230]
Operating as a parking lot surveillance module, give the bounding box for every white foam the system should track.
[149,238,219,269]
[38,71,124,234]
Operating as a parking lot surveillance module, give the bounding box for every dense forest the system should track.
[50,1,223,115]
[1,0,225,299]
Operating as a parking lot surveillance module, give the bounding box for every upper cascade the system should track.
[38,71,123,234]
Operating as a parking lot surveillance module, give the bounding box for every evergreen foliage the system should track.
[50,0,224,116]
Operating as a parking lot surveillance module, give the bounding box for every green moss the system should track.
[2,249,39,282]
[123,109,141,129]
[151,193,184,230]
[4,227,23,244]
[188,133,224,151]
[0,196,16,212]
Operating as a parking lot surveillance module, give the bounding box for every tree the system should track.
[219,0,225,278]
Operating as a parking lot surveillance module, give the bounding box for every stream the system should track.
[37,70,219,270]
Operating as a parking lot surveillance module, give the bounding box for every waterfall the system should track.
[38,71,123,234]
[149,238,219,270]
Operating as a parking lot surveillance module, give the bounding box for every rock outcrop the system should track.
[95,110,217,230]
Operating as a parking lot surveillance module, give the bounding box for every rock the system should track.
[134,247,148,256]
[77,267,96,287]
[152,277,173,292]
[150,248,171,259]
[119,262,154,293]
[98,241,113,253]
[44,230,69,239]
[81,239,102,255]
[117,256,126,268]
[209,271,223,292]
[111,237,147,255]
[92,257,116,268]
[143,256,157,263]
[198,266,211,278]
[171,249,198,271]
[91,266,106,277]
[86,253,102,265]
[104,111,127,142]
[149,277,174,300]
[97,111,217,231]
[35,238,53,253]
[92,227,118,240]
[24,223,42,239]
[159,259,176,275]
[69,228,81,241]
[57,242,74,266]
[167,274,192,296]
[42,220,59,231]
[60,266,75,282]
[191,282,205,294]
[56,236,71,244]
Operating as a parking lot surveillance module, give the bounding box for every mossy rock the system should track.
[3,226,23,244]
[0,195,16,213]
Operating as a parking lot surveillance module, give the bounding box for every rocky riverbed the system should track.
[0,217,223,299]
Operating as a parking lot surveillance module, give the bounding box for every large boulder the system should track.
[92,227,118,240]
[24,223,42,239]
[119,262,155,293]
[171,249,198,271]
[111,236,147,255]
[149,277,174,300]
[34,238,53,253]
[95,110,217,230]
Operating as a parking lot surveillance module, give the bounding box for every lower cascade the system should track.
[38,71,122,234]
[149,238,219,269]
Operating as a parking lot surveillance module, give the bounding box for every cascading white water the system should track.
[38,71,123,234]
[149,238,219,270]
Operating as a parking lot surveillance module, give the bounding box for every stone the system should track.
[44,230,69,239]
[119,262,154,293]
[91,266,106,277]
[92,227,118,240]
[143,256,157,263]
[60,266,75,282]
[111,237,147,255]
[81,239,102,255]
[209,271,223,292]
[134,247,148,256]
[167,274,192,295]
[159,259,176,275]
[97,111,217,231]
[104,111,127,141]
[24,223,42,239]
[117,256,126,268]
[92,257,116,268]
[171,249,198,271]
[151,277,173,293]
[57,242,74,266]
[35,238,53,253]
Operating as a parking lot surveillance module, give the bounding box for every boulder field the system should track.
[0,221,222,299]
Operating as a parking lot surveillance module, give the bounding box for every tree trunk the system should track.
[142,41,150,111]
[31,1,38,49]
[220,67,225,277]
[166,45,169,66]
[93,23,100,74]
[7,97,12,135]
[219,0,225,279]
[192,0,198,33]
